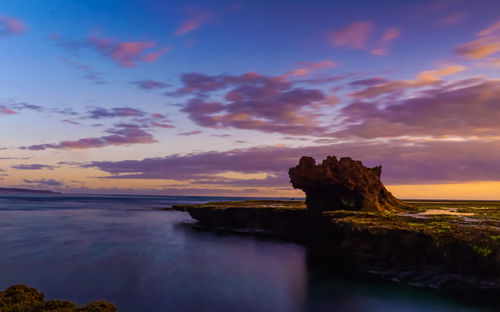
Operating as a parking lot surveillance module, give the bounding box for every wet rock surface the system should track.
[289,156,411,214]
[174,200,500,289]
[173,156,499,290]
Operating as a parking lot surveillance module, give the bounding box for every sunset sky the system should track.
[1,0,500,199]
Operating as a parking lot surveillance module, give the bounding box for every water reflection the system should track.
[0,195,496,312]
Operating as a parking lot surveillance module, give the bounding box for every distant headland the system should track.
[0,187,61,195]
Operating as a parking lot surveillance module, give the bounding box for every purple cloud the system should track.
[178,130,202,136]
[23,178,63,186]
[81,139,500,185]
[85,107,146,119]
[337,79,500,138]
[11,164,56,170]
[132,79,169,90]
[21,123,156,150]
[173,72,332,135]
[62,58,105,84]
[87,35,169,67]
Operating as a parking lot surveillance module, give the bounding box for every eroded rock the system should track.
[289,156,410,214]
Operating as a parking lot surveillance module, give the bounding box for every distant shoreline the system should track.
[0,187,61,195]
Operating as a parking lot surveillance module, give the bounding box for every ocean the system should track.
[0,194,495,311]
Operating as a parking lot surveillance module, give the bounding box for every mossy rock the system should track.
[0,284,117,312]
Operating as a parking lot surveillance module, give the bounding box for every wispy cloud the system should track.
[21,124,156,150]
[23,178,63,187]
[178,130,202,136]
[331,21,373,49]
[285,60,338,77]
[456,20,500,59]
[350,65,465,98]
[132,79,169,90]
[0,106,17,115]
[11,164,56,170]
[175,8,213,36]
[0,16,25,37]
[88,36,170,67]
[61,58,105,84]
[84,107,147,119]
[371,28,401,55]
[330,21,401,55]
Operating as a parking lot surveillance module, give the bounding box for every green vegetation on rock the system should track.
[0,284,117,312]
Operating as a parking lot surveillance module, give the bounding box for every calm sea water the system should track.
[0,194,495,312]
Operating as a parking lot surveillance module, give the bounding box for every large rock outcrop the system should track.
[289,156,410,214]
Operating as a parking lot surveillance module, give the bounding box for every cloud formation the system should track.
[132,79,169,90]
[349,65,465,98]
[456,20,500,59]
[338,79,500,138]
[88,36,169,67]
[81,138,500,185]
[0,16,25,37]
[11,164,56,170]
[23,178,63,186]
[175,8,213,36]
[62,58,105,84]
[0,106,17,115]
[175,71,333,135]
[371,28,401,55]
[21,123,156,150]
[331,21,373,49]
[330,21,400,55]
[85,107,146,119]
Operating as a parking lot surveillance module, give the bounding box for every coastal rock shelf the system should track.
[173,200,500,289]
[174,156,499,289]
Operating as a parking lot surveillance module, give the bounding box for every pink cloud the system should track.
[286,60,338,77]
[88,36,169,67]
[143,47,171,62]
[175,8,213,36]
[456,20,500,59]
[0,106,17,115]
[331,21,373,49]
[371,28,401,55]
[0,16,25,37]
[350,65,465,98]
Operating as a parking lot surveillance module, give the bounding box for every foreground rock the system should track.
[289,156,411,214]
[174,200,500,289]
[174,156,499,289]
[0,284,117,312]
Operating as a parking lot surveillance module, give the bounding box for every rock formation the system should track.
[289,156,410,214]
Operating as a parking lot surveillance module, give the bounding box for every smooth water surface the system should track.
[0,194,495,311]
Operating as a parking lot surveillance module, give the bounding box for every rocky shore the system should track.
[0,284,116,312]
[173,156,500,289]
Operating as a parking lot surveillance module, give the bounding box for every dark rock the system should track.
[289,155,411,214]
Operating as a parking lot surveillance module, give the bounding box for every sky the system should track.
[1,0,500,199]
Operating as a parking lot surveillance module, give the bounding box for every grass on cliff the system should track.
[176,199,500,259]
[0,284,117,312]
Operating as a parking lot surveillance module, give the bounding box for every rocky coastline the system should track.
[174,156,500,290]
